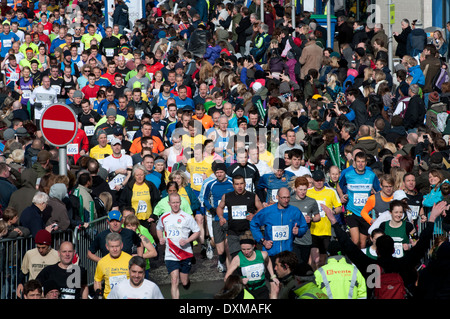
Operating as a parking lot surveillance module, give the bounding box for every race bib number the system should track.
[127,130,137,141]
[192,173,203,186]
[107,134,114,143]
[112,174,126,186]
[271,189,279,202]
[393,241,404,258]
[316,200,326,217]
[89,97,96,106]
[66,143,79,155]
[166,225,182,239]
[135,109,144,120]
[51,85,61,94]
[84,125,95,136]
[34,105,44,119]
[105,48,115,57]
[231,205,247,220]
[272,225,289,241]
[245,178,253,192]
[353,193,368,207]
[137,200,148,213]
[241,264,265,282]
[409,205,420,220]
[10,72,19,82]
[3,39,11,47]
[22,89,31,99]
[109,274,127,290]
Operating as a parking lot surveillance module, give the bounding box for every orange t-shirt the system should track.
[129,135,165,155]
[193,114,214,130]
[360,193,393,225]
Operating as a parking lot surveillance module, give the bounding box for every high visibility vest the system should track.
[315,256,367,299]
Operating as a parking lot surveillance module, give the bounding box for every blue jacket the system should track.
[409,65,425,86]
[257,171,295,203]
[202,176,234,221]
[250,204,308,256]
[204,45,221,65]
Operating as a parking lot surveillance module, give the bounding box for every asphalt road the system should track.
[147,243,226,299]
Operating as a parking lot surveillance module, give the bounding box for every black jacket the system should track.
[350,97,368,129]
[403,94,426,131]
[118,178,161,221]
[394,26,411,58]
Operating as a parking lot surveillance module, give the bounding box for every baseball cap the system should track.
[111,138,122,146]
[393,190,408,201]
[108,210,122,221]
[312,170,325,181]
[35,229,52,245]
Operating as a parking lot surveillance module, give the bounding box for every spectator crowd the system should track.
[1,0,450,301]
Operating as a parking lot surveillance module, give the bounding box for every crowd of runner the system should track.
[0,0,450,300]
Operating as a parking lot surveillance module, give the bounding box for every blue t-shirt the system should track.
[174,96,195,110]
[339,166,381,216]
[0,32,20,57]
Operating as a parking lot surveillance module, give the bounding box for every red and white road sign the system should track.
[40,104,78,147]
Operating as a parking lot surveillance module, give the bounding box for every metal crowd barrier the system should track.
[72,216,109,287]
[0,229,74,299]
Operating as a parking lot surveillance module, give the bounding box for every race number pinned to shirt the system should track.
[241,263,265,282]
[137,200,148,214]
[166,225,182,239]
[192,173,204,186]
[22,89,31,99]
[353,193,369,207]
[245,178,253,192]
[272,225,289,241]
[51,85,61,95]
[271,189,279,202]
[84,125,95,136]
[231,205,247,220]
[135,109,144,120]
[316,200,327,217]
[409,205,420,220]
[105,48,115,57]
[66,143,79,155]
[10,72,19,82]
[393,241,404,258]
[109,274,127,290]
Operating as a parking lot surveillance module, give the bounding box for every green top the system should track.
[238,250,266,290]
[153,195,193,217]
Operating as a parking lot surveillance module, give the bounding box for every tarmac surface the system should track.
[147,242,227,299]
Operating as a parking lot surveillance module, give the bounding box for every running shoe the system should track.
[206,240,214,260]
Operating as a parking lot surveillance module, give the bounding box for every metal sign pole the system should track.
[59,147,67,176]
[292,0,296,36]
[261,0,264,23]
[327,0,331,48]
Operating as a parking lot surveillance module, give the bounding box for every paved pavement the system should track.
[147,243,226,299]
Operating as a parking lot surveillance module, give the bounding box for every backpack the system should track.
[374,272,407,299]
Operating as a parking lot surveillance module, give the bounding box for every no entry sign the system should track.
[40,104,78,147]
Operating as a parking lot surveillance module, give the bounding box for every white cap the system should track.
[393,190,407,201]
[111,138,122,146]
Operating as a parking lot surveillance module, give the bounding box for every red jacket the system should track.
[68,129,89,165]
